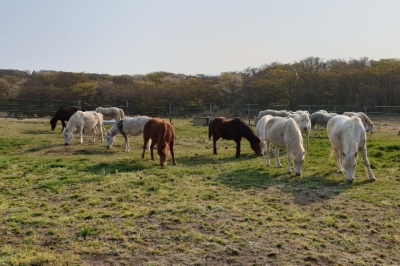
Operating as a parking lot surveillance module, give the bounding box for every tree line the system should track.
[1,57,400,110]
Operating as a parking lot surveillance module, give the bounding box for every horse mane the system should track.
[235,118,259,141]
[358,112,373,126]
[342,116,362,154]
[65,111,81,132]
[286,118,304,149]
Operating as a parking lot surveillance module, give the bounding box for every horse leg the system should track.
[286,148,292,174]
[61,120,66,132]
[275,148,282,168]
[169,141,177,165]
[213,136,220,155]
[266,140,271,166]
[360,147,376,181]
[122,132,129,152]
[150,141,156,161]
[335,149,343,173]
[98,123,104,142]
[78,128,84,144]
[142,136,150,159]
[92,128,97,143]
[235,139,241,158]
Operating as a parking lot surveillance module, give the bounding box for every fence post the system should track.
[169,102,172,123]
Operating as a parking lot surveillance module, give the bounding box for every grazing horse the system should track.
[264,117,307,176]
[310,111,338,137]
[327,115,376,183]
[258,109,290,121]
[209,117,262,158]
[142,118,177,166]
[95,107,125,121]
[63,111,104,145]
[50,106,86,131]
[106,116,151,151]
[343,112,374,133]
[256,114,274,155]
[287,112,311,150]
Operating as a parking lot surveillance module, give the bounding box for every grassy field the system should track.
[0,116,399,266]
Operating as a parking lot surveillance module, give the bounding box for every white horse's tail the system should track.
[119,108,125,119]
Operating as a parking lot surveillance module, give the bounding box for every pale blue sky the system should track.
[1,0,399,76]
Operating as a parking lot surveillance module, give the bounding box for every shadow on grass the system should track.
[85,159,148,174]
[215,166,375,206]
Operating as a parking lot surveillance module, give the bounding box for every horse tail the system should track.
[119,108,125,119]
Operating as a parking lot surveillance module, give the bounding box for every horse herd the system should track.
[50,106,175,167]
[49,107,376,183]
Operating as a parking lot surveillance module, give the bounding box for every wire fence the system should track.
[0,99,399,125]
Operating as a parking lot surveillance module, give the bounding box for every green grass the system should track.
[0,117,399,265]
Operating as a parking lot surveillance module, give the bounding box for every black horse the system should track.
[50,106,86,131]
[208,117,262,158]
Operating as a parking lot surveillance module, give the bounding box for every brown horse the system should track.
[209,117,262,158]
[142,118,177,166]
[50,106,86,131]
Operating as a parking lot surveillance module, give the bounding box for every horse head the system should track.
[50,117,57,131]
[251,137,263,156]
[63,128,73,145]
[105,132,114,149]
[342,152,357,183]
[293,150,306,176]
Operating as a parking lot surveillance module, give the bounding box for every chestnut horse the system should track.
[50,106,86,131]
[142,118,177,166]
[209,117,262,158]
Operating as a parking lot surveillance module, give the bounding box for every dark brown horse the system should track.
[209,117,262,158]
[50,106,86,131]
[142,118,177,166]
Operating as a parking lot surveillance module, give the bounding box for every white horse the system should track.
[95,107,125,121]
[106,116,151,151]
[343,112,374,133]
[287,112,311,150]
[264,117,307,176]
[255,114,274,155]
[257,109,290,121]
[327,115,376,183]
[63,111,104,145]
[310,111,338,137]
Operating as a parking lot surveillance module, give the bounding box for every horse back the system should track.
[210,117,243,140]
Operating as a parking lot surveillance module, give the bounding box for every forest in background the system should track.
[1,57,400,110]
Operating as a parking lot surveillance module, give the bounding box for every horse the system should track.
[50,106,86,132]
[287,112,311,150]
[95,107,125,121]
[256,114,274,155]
[327,115,376,183]
[343,112,374,133]
[106,116,151,151]
[209,117,262,158]
[264,117,306,176]
[310,111,338,137]
[142,118,177,166]
[257,109,290,121]
[63,111,104,145]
